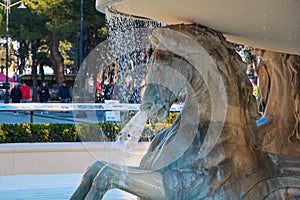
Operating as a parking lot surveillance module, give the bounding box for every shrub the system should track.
[0,123,79,143]
[0,112,180,143]
[48,124,79,142]
[76,123,120,142]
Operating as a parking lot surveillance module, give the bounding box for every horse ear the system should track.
[146,49,160,70]
[146,54,154,70]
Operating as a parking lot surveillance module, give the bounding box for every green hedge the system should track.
[0,123,121,143]
[0,123,151,143]
[0,112,179,143]
[76,123,121,142]
[0,123,80,143]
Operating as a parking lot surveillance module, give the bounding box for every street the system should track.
[0,110,110,124]
[0,100,143,124]
[0,111,76,124]
[0,102,182,125]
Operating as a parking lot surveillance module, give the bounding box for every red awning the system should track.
[0,72,17,82]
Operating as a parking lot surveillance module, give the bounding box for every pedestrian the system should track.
[20,82,30,103]
[10,83,22,115]
[95,81,104,103]
[10,83,22,103]
[57,81,71,103]
[38,81,50,103]
[103,80,114,100]
[38,81,50,114]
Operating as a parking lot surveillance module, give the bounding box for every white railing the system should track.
[0,102,183,112]
[0,102,183,122]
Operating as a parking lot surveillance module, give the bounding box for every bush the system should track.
[0,123,79,143]
[0,123,122,143]
[0,112,180,143]
[77,123,120,142]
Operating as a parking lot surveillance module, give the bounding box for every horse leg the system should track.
[85,163,167,200]
[70,160,107,200]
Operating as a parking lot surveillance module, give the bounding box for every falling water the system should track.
[71,8,167,162]
[105,7,165,58]
[104,8,164,149]
[105,7,165,103]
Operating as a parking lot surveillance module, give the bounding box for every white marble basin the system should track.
[96,0,300,55]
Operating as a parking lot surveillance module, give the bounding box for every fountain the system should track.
[71,0,300,199]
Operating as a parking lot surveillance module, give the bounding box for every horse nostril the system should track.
[163,105,167,111]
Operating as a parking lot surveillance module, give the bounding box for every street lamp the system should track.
[0,0,26,103]
[76,0,87,118]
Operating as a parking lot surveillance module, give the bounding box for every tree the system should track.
[13,6,49,101]
[28,0,106,87]
[1,0,107,94]
[28,0,77,86]
[0,4,50,101]
[81,0,106,57]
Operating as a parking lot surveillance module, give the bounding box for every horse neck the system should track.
[180,68,272,176]
[183,75,211,123]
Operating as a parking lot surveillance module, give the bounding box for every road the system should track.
[0,110,108,124]
[0,111,77,124]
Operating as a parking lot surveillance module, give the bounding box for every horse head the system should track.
[140,49,195,123]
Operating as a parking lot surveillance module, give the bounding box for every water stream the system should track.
[104,9,164,150]
[72,8,164,159]
[116,110,148,151]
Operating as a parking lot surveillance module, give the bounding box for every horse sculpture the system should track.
[71,24,300,199]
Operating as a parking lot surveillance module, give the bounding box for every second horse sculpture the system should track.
[71,24,300,200]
